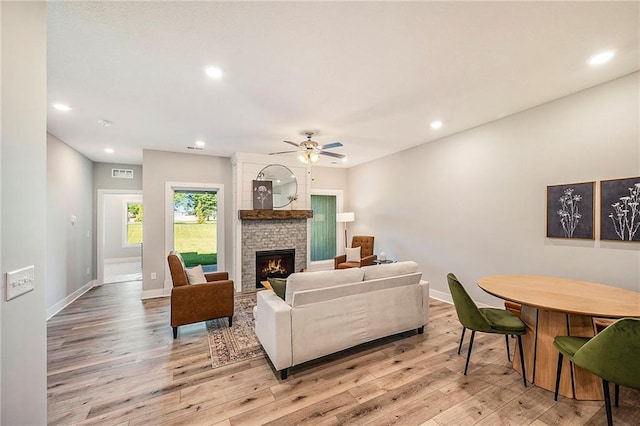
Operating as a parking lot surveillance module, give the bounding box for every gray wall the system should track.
[0,2,48,423]
[142,150,232,294]
[47,134,94,311]
[311,166,349,192]
[348,73,640,306]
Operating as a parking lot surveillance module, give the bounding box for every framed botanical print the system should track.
[546,182,594,239]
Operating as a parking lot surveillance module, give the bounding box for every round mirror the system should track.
[256,164,297,208]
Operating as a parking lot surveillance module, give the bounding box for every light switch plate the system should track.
[6,265,35,301]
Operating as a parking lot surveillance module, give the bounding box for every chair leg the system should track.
[505,335,511,362]
[554,352,563,401]
[458,327,466,355]
[228,316,233,327]
[614,383,619,407]
[517,335,527,387]
[172,327,178,339]
[602,379,613,426]
[463,330,475,375]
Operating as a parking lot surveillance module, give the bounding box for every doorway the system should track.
[164,182,225,292]
[309,190,343,270]
[97,190,143,285]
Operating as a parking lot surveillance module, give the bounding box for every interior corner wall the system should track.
[47,133,94,313]
[0,2,48,424]
[142,150,232,295]
[348,73,640,306]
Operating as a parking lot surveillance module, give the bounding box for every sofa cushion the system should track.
[185,264,206,284]
[361,261,419,281]
[285,268,364,305]
[267,277,287,300]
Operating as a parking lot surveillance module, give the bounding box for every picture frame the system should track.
[600,176,640,242]
[253,180,273,210]
[546,181,594,239]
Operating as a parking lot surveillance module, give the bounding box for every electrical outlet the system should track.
[151,272,157,279]
[6,265,35,301]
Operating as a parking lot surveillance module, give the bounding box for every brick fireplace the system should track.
[239,213,311,292]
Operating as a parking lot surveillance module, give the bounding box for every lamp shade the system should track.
[336,212,355,223]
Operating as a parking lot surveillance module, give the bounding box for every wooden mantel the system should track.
[238,210,313,220]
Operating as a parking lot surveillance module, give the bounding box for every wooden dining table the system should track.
[477,275,640,400]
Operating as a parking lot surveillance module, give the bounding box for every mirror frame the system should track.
[256,164,297,208]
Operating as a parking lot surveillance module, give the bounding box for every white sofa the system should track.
[254,261,429,379]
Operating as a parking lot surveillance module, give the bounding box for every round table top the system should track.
[477,275,640,318]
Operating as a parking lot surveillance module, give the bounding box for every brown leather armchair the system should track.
[334,236,377,269]
[167,251,234,339]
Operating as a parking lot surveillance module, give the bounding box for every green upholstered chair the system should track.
[447,273,527,387]
[553,318,640,426]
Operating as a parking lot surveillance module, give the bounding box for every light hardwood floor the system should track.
[48,281,640,425]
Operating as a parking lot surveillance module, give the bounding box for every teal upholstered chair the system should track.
[447,273,527,387]
[553,318,640,426]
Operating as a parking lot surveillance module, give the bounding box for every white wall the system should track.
[47,134,94,315]
[0,2,48,423]
[348,73,640,306]
[142,150,232,296]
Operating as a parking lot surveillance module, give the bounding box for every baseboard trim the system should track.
[141,288,170,299]
[104,256,141,264]
[47,280,96,320]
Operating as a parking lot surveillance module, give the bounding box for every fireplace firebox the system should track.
[255,249,295,288]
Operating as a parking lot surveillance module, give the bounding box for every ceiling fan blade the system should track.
[319,150,346,159]
[283,140,300,148]
[318,141,343,150]
[269,150,297,155]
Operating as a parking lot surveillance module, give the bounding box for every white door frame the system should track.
[97,189,143,285]
[309,189,344,270]
[164,182,224,293]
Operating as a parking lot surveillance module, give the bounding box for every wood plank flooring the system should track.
[48,281,640,425]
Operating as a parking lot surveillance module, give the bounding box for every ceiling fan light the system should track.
[298,153,309,164]
[310,152,319,162]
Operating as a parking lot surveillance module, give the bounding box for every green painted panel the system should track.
[310,195,337,261]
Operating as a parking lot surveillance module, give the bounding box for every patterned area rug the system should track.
[206,292,265,368]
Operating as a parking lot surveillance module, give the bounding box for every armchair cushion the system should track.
[185,264,207,284]
[345,246,361,262]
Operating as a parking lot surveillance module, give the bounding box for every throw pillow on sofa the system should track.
[185,264,206,284]
[267,277,287,300]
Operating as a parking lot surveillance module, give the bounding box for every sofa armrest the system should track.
[360,254,377,267]
[255,290,292,371]
[205,271,229,281]
[334,254,346,269]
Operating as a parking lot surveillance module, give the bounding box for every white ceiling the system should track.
[47,1,639,167]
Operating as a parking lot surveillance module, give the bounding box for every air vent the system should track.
[112,169,134,179]
[187,146,203,150]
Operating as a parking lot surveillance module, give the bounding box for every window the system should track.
[124,201,143,246]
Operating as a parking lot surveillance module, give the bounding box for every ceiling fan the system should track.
[269,131,346,164]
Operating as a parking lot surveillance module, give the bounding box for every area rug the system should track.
[206,292,265,368]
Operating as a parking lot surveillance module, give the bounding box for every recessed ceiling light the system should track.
[205,67,223,79]
[104,148,114,154]
[195,140,206,147]
[98,119,113,127]
[341,157,348,162]
[430,120,443,129]
[53,103,72,111]
[587,50,615,66]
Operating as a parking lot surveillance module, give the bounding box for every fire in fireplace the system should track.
[255,248,295,288]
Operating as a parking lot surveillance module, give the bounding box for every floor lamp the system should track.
[336,212,355,248]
